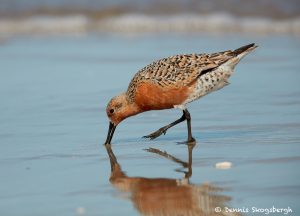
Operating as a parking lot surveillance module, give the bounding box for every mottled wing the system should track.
[127,50,234,102]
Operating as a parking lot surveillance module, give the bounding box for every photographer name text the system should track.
[214,206,293,215]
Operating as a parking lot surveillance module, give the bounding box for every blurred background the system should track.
[0,0,299,36]
[0,1,300,216]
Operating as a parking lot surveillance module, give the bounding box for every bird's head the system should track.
[106,93,130,125]
[104,92,141,144]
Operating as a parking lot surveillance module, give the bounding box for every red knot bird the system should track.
[105,43,258,144]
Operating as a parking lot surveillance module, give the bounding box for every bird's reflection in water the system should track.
[105,144,239,216]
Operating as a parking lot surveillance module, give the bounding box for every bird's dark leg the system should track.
[184,109,196,143]
[143,111,186,140]
[143,108,196,142]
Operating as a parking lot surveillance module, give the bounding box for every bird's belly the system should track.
[135,82,192,111]
[184,69,232,104]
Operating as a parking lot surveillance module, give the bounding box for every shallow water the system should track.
[0,34,299,216]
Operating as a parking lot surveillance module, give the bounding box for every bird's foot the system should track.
[177,137,196,145]
[143,127,168,140]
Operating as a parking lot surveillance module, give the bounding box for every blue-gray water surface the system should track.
[0,34,299,216]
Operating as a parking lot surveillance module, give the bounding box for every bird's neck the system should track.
[122,101,142,119]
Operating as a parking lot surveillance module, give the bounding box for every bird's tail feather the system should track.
[234,43,258,56]
[223,43,258,69]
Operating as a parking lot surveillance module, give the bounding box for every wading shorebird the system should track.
[105,43,258,144]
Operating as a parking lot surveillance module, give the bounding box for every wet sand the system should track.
[0,34,299,215]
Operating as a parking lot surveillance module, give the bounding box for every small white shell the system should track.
[215,161,232,169]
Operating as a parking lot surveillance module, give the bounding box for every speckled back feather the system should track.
[126,49,236,103]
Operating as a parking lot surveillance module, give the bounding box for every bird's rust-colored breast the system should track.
[134,81,194,111]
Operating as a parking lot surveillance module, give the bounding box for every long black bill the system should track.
[104,122,116,145]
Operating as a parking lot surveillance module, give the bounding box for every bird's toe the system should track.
[143,128,167,140]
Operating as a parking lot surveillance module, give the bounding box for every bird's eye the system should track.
[109,109,114,114]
